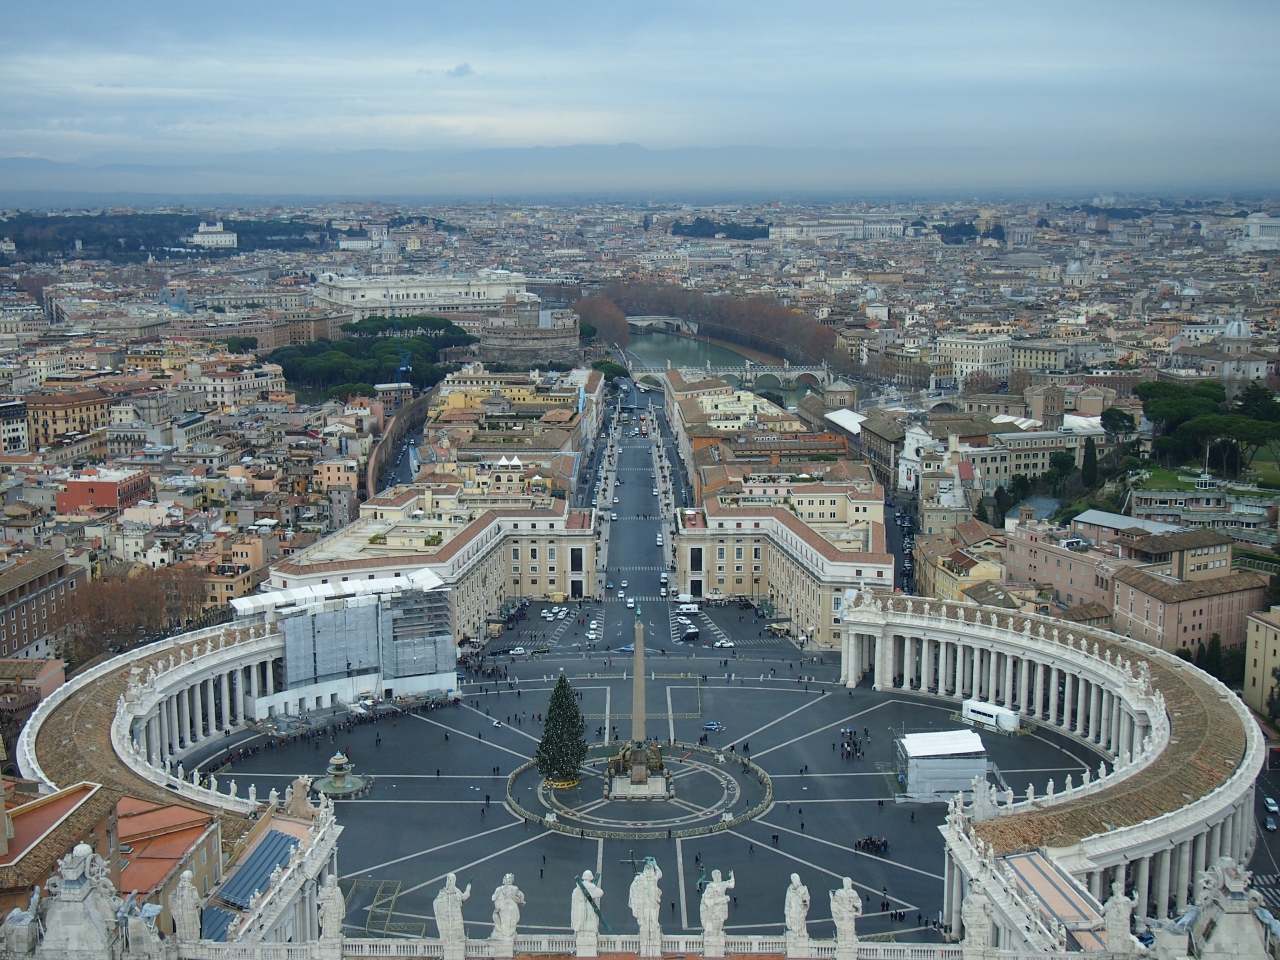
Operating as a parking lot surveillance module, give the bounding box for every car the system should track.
[586,631,600,641]
[613,497,620,504]
[659,587,667,597]
[660,573,668,584]
[714,639,735,648]
[605,580,614,589]
[652,488,659,496]
[510,646,526,656]
[620,579,628,588]
[626,598,636,609]
[1267,797,1280,814]
[1268,816,1278,833]
[651,473,656,479]
[610,512,618,521]
[557,609,567,619]
[591,498,598,506]
[589,621,600,630]
[619,644,635,653]
[676,615,693,625]
[656,536,664,545]
[617,589,626,599]
[702,721,725,732]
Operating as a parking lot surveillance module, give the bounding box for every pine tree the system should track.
[535,673,589,784]
[1081,437,1098,488]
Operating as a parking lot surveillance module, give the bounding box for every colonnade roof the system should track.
[33,644,254,850]
[881,598,1254,855]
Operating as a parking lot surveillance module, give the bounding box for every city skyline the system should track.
[2,0,1279,198]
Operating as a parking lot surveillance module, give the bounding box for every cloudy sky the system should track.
[2,1,1278,195]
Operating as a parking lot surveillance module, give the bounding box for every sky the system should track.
[2,1,1278,196]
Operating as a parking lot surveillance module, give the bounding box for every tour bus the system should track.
[961,698,1019,732]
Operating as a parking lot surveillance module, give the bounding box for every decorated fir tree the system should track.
[535,673,589,784]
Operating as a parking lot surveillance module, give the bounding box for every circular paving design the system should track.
[507,744,771,838]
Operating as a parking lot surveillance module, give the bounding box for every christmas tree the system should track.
[535,673,589,785]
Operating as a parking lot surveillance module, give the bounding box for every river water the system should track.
[625,331,816,407]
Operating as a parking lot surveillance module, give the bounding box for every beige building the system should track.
[1244,605,1280,718]
[675,495,893,647]
[1110,565,1267,653]
[270,489,597,642]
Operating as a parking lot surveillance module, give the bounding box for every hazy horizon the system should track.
[3,1,1279,198]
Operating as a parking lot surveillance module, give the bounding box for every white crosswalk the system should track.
[1252,879,1280,911]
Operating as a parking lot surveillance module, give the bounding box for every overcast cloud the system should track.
[1,0,1277,195]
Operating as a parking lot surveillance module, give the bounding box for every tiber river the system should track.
[623,331,817,407]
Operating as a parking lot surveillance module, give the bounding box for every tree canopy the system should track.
[534,674,589,783]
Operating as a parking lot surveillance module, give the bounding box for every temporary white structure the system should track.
[895,729,987,801]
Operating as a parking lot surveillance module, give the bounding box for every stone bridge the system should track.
[630,359,837,391]
[625,315,698,334]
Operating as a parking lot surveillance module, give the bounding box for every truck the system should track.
[961,698,1019,733]
[675,594,696,605]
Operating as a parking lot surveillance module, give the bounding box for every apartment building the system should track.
[54,468,151,514]
[935,334,1012,382]
[1130,473,1280,548]
[313,269,529,319]
[1243,605,1280,718]
[1010,340,1070,373]
[0,549,76,659]
[1110,565,1266,652]
[26,390,112,448]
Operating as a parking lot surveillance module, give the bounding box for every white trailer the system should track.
[962,698,1020,733]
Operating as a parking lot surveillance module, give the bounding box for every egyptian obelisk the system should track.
[631,608,647,784]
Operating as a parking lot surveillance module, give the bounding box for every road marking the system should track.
[411,714,532,761]
[459,703,541,745]
[676,837,689,930]
[737,693,833,747]
[340,820,521,878]
[399,829,551,898]
[726,829,917,910]
[756,820,945,881]
[751,702,894,759]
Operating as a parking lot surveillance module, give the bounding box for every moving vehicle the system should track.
[620,644,635,653]
[510,646,526,656]
[610,512,618,521]
[620,580,628,588]
[678,603,700,613]
[660,573,668,584]
[605,580,614,589]
[702,721,725,732]
[682,628,700,643]
[714,639,735,648]
[1267,797,1279,815]
[659,587,667,598]
[626,598,635,609]
[675,615,693,626]
[1268,816,1277,833]
[617,590,626,599]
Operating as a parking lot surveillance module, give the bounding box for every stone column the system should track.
[1134,856,1151,921]
[177,686,189,749]
[1032,661,1043,718]
[1208,821,1222,864]
[950,868,964,936]
[218,671,229,730]
[1088,871,1101,899]
[1018,657,1030,713]
[1048,667,1060,726]
[1222,811,1235,866]
[903,637,915,689]
[147,715,158,765]
[1090,683,1103,743]
[873,627,893,691]
[167,695,179,754]
[1075,676,1088,736]
[1175,840,1192,914]
[1003,654,1014,708]
[1193,831,1207,881]
[987,648,997,703]
[193,679,204,742]
[1155,848,1171,920]
[1061,672,1073,729]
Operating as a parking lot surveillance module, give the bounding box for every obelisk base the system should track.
[609,775,669,799]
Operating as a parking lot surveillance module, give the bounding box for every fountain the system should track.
[313,751,367,797]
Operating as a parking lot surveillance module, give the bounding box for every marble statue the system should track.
[248,784,257,804]
[1103,880,1135,956]
[571,869,604,957]
[177,763,184,782]
[960,891,991,950]
[700,868,735,957]
[830,877,863,958]
[268,787,279,807]
[191,770,200,786]
[171,870,201,942]
[434,873,471,959]
[229,780,238,799]
[783,873,810,956]
[285,775,316,819]
[490,873,524,942]
[628,858,663,957]
[318,875,346,941]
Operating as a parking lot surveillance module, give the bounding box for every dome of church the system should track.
[1066,259,1083,274]
[1223,317,1252,340]
[1181,284,1202,297]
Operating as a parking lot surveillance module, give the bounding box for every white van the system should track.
[678,603,700,614]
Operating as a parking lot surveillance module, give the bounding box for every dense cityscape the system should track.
[3,1,1280,958]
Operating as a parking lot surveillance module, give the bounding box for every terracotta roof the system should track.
[1128,529,1236,553]
[1112,566,1267,604]
[873,596,1256,855]
[0,550,67,597]
[1058,601,1111,623]
[0,782,121,891]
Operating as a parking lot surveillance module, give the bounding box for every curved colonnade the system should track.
[19,616,286,817]
[841,593,1263,940]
